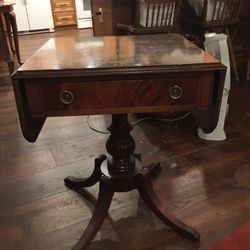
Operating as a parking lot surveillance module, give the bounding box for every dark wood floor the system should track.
[0,28,250,250]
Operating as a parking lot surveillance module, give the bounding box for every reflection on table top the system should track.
[15,33,220,78]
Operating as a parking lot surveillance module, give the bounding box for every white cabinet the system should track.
[13,0,54,32]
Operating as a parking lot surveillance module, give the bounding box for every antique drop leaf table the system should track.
[12,34,226,249]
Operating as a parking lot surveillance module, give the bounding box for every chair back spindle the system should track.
[183,0,243,81]
[140,0,179,28]
[202,0,243,25]
[117,0,181,34]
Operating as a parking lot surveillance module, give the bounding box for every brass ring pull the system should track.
[60,90,74,105]
[169,85,182,100]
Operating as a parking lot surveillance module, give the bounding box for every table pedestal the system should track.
[65,114,200,249]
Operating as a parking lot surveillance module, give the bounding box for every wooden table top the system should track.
[14,33,222,79]
[0,1,15,14]
[0,1,15,7]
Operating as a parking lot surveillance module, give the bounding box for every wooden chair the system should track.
[182,0,244,82]
[117,0,182,34]
[240,15,250,81]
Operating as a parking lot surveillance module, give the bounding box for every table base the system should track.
[64,114,200,249]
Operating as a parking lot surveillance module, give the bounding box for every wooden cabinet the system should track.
[51,0,77,27]
[91,0,134,36]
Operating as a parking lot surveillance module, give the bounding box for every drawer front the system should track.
[25,75,214,117]
[53,11,76,26]
[51,0,75,13]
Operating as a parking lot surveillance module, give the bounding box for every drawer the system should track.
[50,2,75,13]
[51,0,75,12]
[53,12,76,26]
[25,75,214,117]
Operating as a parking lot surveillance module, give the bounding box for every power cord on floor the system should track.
[153,111,191,122]
[86,112,191,134]
[86,115,110,134]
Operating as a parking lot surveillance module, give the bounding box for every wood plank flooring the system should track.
[0,28,250,250]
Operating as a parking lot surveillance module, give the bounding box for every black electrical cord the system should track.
[86,112,191,134]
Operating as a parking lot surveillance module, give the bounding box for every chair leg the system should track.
[225,28,239,82]
[6,58,15,75]
[3,13,15,54]
[4,11,23,65]
[247,52,250,81]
